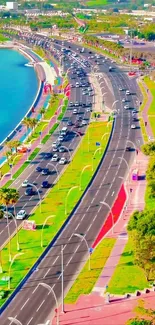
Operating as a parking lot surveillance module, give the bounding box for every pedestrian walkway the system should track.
[140,78,154,139]
[51,151,150,325]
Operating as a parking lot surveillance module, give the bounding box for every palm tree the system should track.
[22,117,31,134]
[9,188,19,217]
[6,140,14,153]
[30,118,37,131]
[40,107,45,119]
[5,150,12,166]
[12,140,21,153]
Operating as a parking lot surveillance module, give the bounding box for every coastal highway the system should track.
[0,55,92,247]
[1,39,143,324]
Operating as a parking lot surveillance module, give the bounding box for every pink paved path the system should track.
[51,152,151,325]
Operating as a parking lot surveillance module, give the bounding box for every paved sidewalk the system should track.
[51,151,150,325]
[93,151,148,294]
[140,78,154,139]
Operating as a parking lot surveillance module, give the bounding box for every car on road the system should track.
[51,154,59,162]
[126,146,132,151]
[73,109,78,114]
[59,146,66,153]
[22,180,29,187]
[44,152,52,159]
[35,166,42,172]
[67,120,73,126]
[119,87,123,91]
[52,141,60,148]
[59,157,67,165]
[126,90,130,95]
[132,109,137,114]
[82,120,87,126]
[16,209,26,220]
[69,102,74,107]
[74,101,79,107]
[124,105,129,110]
[131,124,136,129]
[86,107,92,112]
[41,168,49,175]
[41,180,49,188]
[58,135,64,142]
[25,187,34,196]
[122,98,126,102]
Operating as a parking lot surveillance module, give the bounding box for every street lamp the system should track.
[39,282,59,325]
[92,147,102,172]
[80,165,91,191]
[8,252,24,290]
[40,123,48,144]
[60,145,72,169]
[101,132,109,142]
[6,212,20,251]
[0,250,3,273]
[28,182,42,213]
[8,317,22,325]
[118,157,130,184]
[73,233,91,270]
[112,100,119,110]
[100,201,114,234]
[65,186,79,215]
[5,214,12,262]
[41,215,55,248]
[48,162,59,189]
[127,139,137,163]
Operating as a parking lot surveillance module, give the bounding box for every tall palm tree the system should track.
[12,140,21,153]
[30,118,37,131]
[6,140,14,153]
[9,188,19,217]
[22,117,31,134]
[5,150,12,166]
[39,107,45,119]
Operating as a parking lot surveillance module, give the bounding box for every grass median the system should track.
[0,121,112,306]
[65,238,115,304]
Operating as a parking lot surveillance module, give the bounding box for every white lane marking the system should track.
[20,297,30,310]
[36,299,45,312]
[27,317,33,325]
[43,268,51,279]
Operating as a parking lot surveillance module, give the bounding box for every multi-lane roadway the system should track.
[0,35,143,325]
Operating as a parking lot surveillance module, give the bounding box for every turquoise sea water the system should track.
[0,49,38,143]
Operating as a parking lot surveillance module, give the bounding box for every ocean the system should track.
[0,48,38,143]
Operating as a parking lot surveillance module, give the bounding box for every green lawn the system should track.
[149,117,155,137]
[43,98,60,120]
[138,80,148,113]
[107,239,149,295]
[86,0,107,6]
[0,121,112,306]
[139,117,148,143]
[41,123,59,144]
[65,238,116,304]
[0,154,22,177]
[0,34,8,42]
[144,76,155,115]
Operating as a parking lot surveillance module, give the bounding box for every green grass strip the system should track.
[144,76,155,116]
[139,117,148,143]
[65,238,116,304]
[41,123,59,144]
[107,239,149,295]
[0,121,111,306]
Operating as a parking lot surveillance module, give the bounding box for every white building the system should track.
[6,2,18,10]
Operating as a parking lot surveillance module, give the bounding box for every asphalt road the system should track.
[0,51,92,248]
[0,38,143,324]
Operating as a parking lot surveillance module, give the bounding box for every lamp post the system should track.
[60,145,72,169]
[48,162,59,189]
[65,186,79,215]
[7,212,20,251]
[41,215,55,248]
[73,233,91,270]
[8,253,24,290]
[118,157,130,184]
[92,147,102,172]
[101,132,109,142]
[80,165,91,191]
[61,245,64,313]
[40,123,48,144]
[8,317,22,325]
[127,140,137,163]
[100,201,114,234]
[5,214,12,262]
[28,182,42,213]
[39,282,59,325]
[112,100,119,110]
[10,154,21,180]
[0,250,3,273]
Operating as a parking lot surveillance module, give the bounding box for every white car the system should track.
[51,154,59,162]
[58,135,64,142]
[59,157,67,165]
[122,98,126,102]
[16,209,26,220]
[82,120,87,126]
[119,87,123,91]
[86,107,92,112]
[124,105,129,109]
[22,180,28,187]
[52,141,60,148]
[131,124,136,129]
[73,109,78,114]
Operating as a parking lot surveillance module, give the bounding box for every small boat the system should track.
[25,61,35,67]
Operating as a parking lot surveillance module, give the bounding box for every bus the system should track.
[60,127,68,136]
